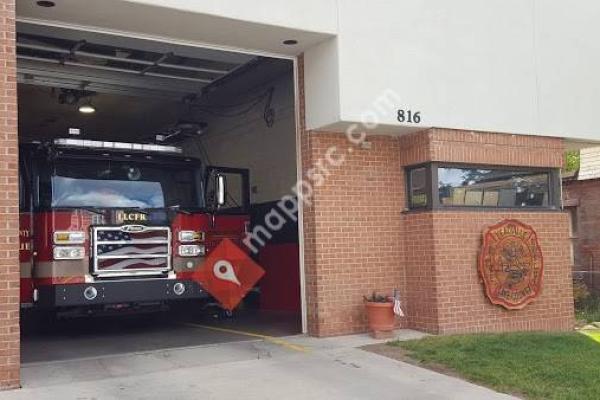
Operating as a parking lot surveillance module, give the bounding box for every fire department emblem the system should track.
[192,239,265,310]
[479,219,544,310]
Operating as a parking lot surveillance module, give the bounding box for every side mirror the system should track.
[215,173,226,207]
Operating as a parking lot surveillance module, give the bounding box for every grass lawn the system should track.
[390,332,600,400]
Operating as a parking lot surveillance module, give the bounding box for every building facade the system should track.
[300,123,573,336]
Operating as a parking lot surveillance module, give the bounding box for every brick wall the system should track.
[297,56,403,336]
[295,51,574,336]
[432,212,574,334]
[403,212,438,332]
[302,133,406,336]
[297,54,319,335]
[0,0,20,389]
[399,128,565,167]
[564,178,600,292]
[398,130,574,334]
[297,118,574,335]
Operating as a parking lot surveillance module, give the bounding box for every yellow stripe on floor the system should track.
[182,323,309,353]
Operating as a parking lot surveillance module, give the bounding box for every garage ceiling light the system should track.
[36,1,55,7]
[78,100,96,114]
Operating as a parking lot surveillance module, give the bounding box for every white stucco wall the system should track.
[316,0,600,141]
[303,38,341,130]
[534,1,600,141]
[16,0,336,55]
[17,0,600,141]
[333,0,539,135]
[124,0,338,35]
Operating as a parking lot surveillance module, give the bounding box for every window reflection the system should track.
[438,167,550,208]
[52,177,164,208]
[49,159,200,209]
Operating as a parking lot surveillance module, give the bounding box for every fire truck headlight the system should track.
[178,244,205,257]
[173,282,186,296]
[54,231,86,244]
[178,231,204,242]
[83,286,98,301]
[53,246,85,260]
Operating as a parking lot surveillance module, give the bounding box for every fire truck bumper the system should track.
[36,279,208,308]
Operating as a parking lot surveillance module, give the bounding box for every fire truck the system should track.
[18,138,250,315]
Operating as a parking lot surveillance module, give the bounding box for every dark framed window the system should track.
[406,163,560,210]
[408,166,430,209]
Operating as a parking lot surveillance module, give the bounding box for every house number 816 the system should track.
[397,109,421,124]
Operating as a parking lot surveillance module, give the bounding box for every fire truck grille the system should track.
[92,226,171,276]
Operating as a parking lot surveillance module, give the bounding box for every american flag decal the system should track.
[93,226,171,275]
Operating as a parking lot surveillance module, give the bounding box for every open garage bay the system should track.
[22,308,301,364]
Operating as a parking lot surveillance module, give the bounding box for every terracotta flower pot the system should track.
[365,301,395,337]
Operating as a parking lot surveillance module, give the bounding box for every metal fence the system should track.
[573,251,600,323]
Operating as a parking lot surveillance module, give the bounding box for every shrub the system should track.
[573,277,591,306]
[573,278,600,323]
[363,291,391,303]
[564,150,581,173]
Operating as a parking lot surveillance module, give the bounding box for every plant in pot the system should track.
[364,291,395,338]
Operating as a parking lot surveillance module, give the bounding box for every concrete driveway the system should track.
[1,329,517,400]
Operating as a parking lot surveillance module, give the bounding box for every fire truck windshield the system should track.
[49,158,203,210]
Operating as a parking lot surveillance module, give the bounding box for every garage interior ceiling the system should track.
[17,22,293,143]
[16,22,258,101]
[18,85,183,142]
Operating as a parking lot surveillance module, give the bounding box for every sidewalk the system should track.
[1,330,518,400]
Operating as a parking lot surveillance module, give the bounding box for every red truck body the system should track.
[19,139,249,311]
